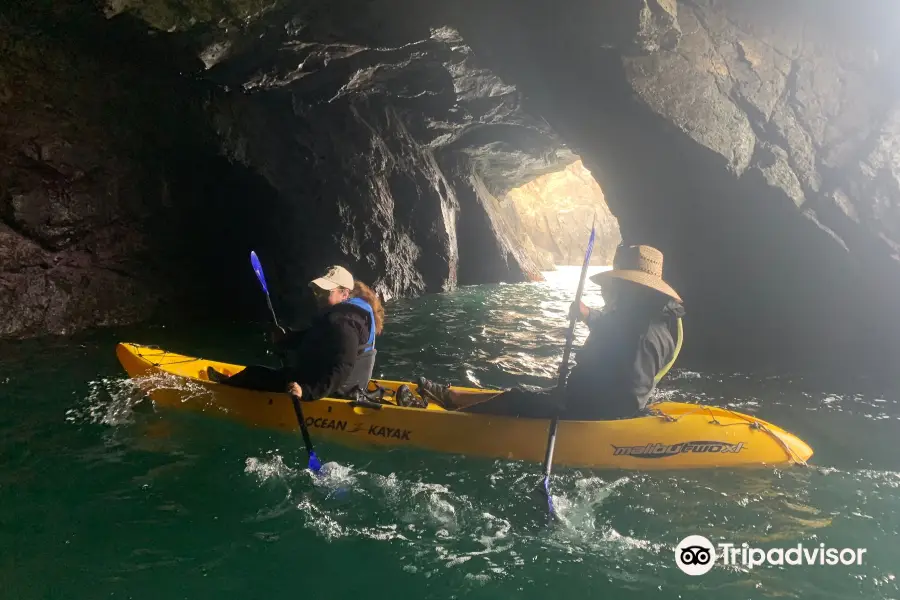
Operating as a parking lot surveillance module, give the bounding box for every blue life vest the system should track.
[343,297,376,351]
[336,296,378,396]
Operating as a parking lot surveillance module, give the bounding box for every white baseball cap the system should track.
[310,265,354,290]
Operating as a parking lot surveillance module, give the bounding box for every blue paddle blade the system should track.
[308,451,323,474]
[250,251,269,295]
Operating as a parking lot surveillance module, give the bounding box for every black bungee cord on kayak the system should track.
[539,217,596,521]
[250,251,323,475]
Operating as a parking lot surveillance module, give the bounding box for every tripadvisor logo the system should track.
[675,535,717,575]
[674,535,868,576]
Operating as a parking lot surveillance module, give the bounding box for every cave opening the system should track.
[454,157,622,288]
[4,0,900,379]
[501,159,622,269]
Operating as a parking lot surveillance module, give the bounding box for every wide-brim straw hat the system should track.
[589,244,682,303]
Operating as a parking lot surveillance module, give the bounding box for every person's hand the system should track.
[286,381,302,398]
[569,301,589,322]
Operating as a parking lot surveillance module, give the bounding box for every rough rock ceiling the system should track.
[4,0,900,377]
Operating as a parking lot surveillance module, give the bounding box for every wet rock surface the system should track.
[505,160,621,267]
[1,19,170,337]
[3,0,900,374]
[0,9,275,336]
[446,0,900,373]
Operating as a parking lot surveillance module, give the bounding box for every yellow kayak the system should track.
[115,343,813,470]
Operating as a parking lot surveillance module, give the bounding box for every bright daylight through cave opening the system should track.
[502,158,621,279]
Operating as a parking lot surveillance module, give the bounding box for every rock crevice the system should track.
[4,0,900,375]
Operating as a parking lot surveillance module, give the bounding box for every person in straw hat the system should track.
[418,244,685,420]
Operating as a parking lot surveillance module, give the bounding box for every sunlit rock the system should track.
[504,160,621,267]
[3,0,900,375]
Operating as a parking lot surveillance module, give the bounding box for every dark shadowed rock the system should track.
[203,18,570,313]
[440,0,900,373]
[449,162,545,286]
[212,90,462,319]
[0,22,163,337]
[4,0,900,377]
[0,12,278,336]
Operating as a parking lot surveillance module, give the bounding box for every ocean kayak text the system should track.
[304,417,412,440]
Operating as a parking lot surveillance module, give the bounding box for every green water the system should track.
[2,268,899,599]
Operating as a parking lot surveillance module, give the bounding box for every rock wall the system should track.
[0,3,569,335]
[504,160,621,266]
[0,5,307,337]
[451,165,547,285]
[445,0,900,373]
[0,15,196,337]
[204,21,572,317]
[212,91,462,320]
[4,0,900,376]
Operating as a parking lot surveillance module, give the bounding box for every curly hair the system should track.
[351,281,384,335]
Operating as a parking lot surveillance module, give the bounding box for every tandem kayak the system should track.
[115,343,813,470]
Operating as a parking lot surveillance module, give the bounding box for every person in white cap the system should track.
[208,265,384,401]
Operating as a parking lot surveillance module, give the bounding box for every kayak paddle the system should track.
[249,250,322,474]
[250,251,284,334]
[539,217,596,519]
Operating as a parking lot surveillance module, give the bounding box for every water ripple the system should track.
[5,267,900,599]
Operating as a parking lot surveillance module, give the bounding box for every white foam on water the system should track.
[316,460,356,481]
[464,573,491,585]
[551,476,631,533]
[673,370,703,380]
[279,465,525,585]
[296,498,347,541]
[856,470,900,487]
[648,388,683,402]
[65,373,212,427]
[356,524,407,541]
[65,376,147,426]
[244,453,296,483]
[247,449,894,594]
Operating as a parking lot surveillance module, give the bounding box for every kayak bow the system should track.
[115,343,813,470]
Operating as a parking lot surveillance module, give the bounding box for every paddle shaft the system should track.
[290,392,315,448]
[264,294,282,332]
[249,251,319,471]
[273,327,319,470]
[278,348,318,468]
[554,218,597,390]
[541,219,596,496]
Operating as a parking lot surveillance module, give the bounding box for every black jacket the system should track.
[564,298,685,420]
[275,303,371,401]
